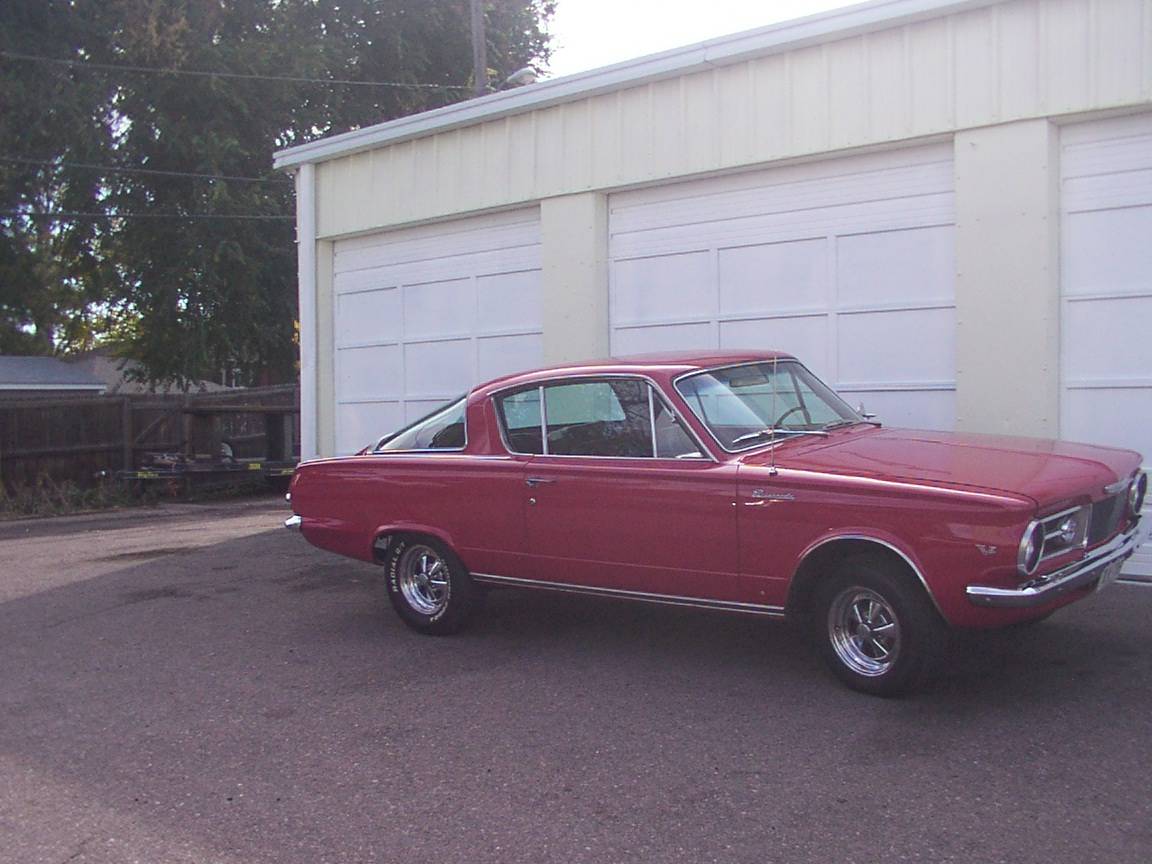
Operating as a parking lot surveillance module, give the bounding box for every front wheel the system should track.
[383,536,482,635]
[813,555,944,696]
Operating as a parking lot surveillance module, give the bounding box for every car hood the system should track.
[741,427,1141,506]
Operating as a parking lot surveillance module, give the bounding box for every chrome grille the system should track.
[1088,494,1124,546]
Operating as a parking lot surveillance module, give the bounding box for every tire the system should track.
[812,554,944,697]
[383,535,483,635]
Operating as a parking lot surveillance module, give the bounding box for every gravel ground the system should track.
[1,498,1150,864]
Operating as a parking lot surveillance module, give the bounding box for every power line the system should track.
[0,156,291,184]
[2,210,292,222]
[0,49,472,91]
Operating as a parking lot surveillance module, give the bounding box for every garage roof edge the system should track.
[273,0,1000,170]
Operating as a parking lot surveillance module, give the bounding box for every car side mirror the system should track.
[856,402,878,420]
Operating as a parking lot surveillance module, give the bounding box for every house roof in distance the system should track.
[0,356,107,392]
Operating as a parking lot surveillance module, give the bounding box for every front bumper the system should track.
[966,517,1148,608]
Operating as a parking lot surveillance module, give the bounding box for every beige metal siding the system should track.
[314,0,1152,239]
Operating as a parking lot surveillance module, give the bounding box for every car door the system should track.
[498,378,742,602]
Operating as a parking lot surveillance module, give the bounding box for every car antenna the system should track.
[769,353,779,477]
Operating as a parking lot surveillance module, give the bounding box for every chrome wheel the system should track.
[397,544,450,616]
[827,587,901,678]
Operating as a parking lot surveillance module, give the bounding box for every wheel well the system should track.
[372,530,456,565]
[786,539,929,618]
[372,531,413,563]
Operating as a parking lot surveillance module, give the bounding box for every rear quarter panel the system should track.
[290,451,528,573]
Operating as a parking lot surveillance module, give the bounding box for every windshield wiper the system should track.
[822,418,882,431]
[730,427,829,447]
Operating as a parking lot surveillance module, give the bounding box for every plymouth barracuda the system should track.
[286,351,1147,695]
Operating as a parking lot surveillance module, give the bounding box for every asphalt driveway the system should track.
[1,499,1150,863]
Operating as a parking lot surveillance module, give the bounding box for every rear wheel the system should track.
[383,536,482,635]
[813,555,944,696]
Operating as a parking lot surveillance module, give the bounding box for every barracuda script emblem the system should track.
[750,488,796,502]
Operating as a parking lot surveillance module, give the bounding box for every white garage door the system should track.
[1061,113,1152,577]
[609,145,956,430]
[331,209,543,454]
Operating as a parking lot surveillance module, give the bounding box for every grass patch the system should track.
[0,475,152,520]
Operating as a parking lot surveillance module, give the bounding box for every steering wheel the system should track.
[771,405,806,428]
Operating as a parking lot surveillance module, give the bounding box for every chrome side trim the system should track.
[966,518,1147,608]
[284,514,302,531]
[793,534,945,616]
[470,572,786,617]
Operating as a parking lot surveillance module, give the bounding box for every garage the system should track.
[1060,113,1152,575]
[609,144,955,431]
[331,209,543,454]
[280,0,1152,586]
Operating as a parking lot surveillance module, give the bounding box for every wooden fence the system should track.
[0,385,299,490]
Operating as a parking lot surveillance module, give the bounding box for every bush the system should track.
[0,474,141,519]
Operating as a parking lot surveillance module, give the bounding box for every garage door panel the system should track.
[841,390,956,431]
[403,400,451,424]
[403,278,474,340]
[836,225,954,308]
[333,268,393,295]
[477,270,543,332]
[1061,389,1152,455]
[837,308,955,386]
[1063,168,1152,214]
[1063,296,1152,382]
[609,145,955,431]
[717,239,828,316]
[333,209,542,454]
[336,402,401,455]
[1064,205,1152,296]
[403,339,473,398]
[613,253,714,326]
[612,195,952,261]
[333,213,540,273]
[718,317,831,380]
[609,149,953,234]
[336,288,400,347]
[477,333,544,381]
[1060,114,1152,577]
[337,345,401,401]
[613,323,714,355]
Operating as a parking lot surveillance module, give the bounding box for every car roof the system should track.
[471,349,796,396]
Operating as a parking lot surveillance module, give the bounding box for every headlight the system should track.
[1130,474,1147,515]
[1018,520,1045,575]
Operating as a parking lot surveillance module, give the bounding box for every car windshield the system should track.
[675,361,860,451]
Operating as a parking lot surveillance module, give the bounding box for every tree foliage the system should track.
[0,0,554,386]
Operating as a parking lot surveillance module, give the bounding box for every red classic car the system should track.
[286,351,1148,695]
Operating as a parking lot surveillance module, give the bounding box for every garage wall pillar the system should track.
[954,120,1060,437]
[541,193,609,363]
[295,164,320,459]
[315,240,336,457]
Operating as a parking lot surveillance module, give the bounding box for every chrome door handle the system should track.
[525,477,555,487]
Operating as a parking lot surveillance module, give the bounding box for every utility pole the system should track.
[470,0,487,97]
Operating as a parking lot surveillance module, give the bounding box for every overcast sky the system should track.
[546,0,857,78]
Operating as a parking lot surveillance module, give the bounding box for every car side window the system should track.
[543,380,653,458]
[652,390,704,458]
[497,379,708,459]
[376,397,466,451]
[496,388,545,454]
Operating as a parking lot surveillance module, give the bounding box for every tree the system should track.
[0,0,554,386]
